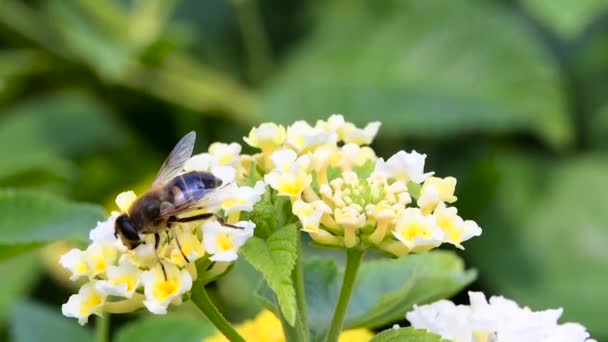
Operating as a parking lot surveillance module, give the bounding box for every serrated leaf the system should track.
[0,189,105,259]
[242,199,277,239]
[466,153,608,338]
[303,251,474,340]
[261,0,572,149]
[115,314,216,342]
[241,225,298,325]
[11,301,93,342]
[370,327,448,342]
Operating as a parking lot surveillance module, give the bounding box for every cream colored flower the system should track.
[286,120,336,153]
[96,260,141,298]
[393,208,443,251]
[434,205,482,249]
[115,191,137,212]
[264,149,312,198]
[244,123,286,153]
[62,282,106,325]
[60,248,90,281]
[221,181,266,215]
[202,220,254,262]
[375,150,433,184]
[141,263,193,314]
[418,176,457,214]
[209,142,242,167]
[292,199,332,233]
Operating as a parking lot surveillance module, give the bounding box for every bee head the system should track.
[114,214,143,249]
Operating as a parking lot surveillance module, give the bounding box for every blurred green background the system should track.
[1,0,608,341]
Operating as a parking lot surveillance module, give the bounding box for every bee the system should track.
[114,131,237,279]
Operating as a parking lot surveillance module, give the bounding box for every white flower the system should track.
[393,208,443,251]
[316,114,381,145]
[208,142,242,167]
[141,263,193,314]
[333,144,376,171]
[286,120,336,153]
[115,191,137,212]
[434,205,482,249]
[185,153,217,171]
[221,181,266,215]
[62,282,106,325]
[166,228,205,267]
[84,243,118,277]
[243,122,286,152]
[264,149,312,198]
[292,199,332,233]
[418,176,458,213]
[375,150,433,184]
[202,220,254,262]
[406,291,596,342]
[211,165,237,184]
[89,213,120,244]
[60,248,89,281]
[96,260,141,298]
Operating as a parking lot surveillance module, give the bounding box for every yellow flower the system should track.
[141,263,192,314]
[417,176,457,214]
[203,310,373,342]
[62,282,106,325]
[244,123,287,153]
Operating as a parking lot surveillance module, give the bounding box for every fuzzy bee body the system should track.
[114,132,225,253]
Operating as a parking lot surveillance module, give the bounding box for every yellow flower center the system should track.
[114,275,136,291]
[75,261,88,274]
[153,279,179,301]
[92,258,107,274]
[278,177,306,196]
[219,154,233,165]
[401,222,431,241]
[472,331,493,342]
[79,293,102,315]
[437,215,461,243]
[217,234,235,252]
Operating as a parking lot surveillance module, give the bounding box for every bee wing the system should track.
[151,131,196,187]
[158,188,224,220]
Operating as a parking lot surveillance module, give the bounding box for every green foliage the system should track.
[11,301,93,342]
[115,314,216,342]
[370,328,449,342]
[0,253,40,324]
[466,153,608,336]
[0,189,105,258]
[241,224,299,325]
[262,0,572,149]
[260,251,473,341]
[522,0,608,38]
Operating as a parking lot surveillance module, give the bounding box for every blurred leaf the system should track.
[467,153,608,338]
[115,314,215,342]
[262,0,572,148]
[11,301,93,342]
[522,0,608,38]
[294,251,474,341]
[241,224,298,325]
[0,91,128,181]
[370,328,448,342]
[0,253,40,324]
[0,189,105,259]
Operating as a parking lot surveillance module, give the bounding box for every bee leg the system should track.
[154,233,168,280]
[170,224,190,263]
[170,213,243,229]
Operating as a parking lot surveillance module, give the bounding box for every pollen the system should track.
[79,294,102,315]
[216,234,235,252]
[153,280,179,301]
[401,222,431,241]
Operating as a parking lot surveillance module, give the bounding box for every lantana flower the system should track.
[60,161,260,324]
[406,291,596,342]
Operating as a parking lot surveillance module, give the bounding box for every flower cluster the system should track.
[406,292,596,342]
[244,115,481,255]
[203,310,374,342]
[61,160,263,325]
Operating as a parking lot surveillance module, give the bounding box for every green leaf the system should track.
[0,253,40,324]
[370,327,448,342]
[242,199,278,240]
[241,225,298,325]
[115,314,216,342]
[522,0,607,38]
[0,189,105,259]
[304,251,475,340]
[466,153,608,338]
[0,91,128,182]
[261,0,572,149]
[11,301,93,342]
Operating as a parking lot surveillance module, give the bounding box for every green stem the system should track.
[95,314,109,342]
[229,0,273,83]
[191,283,245,342]
[325,248,364,342]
